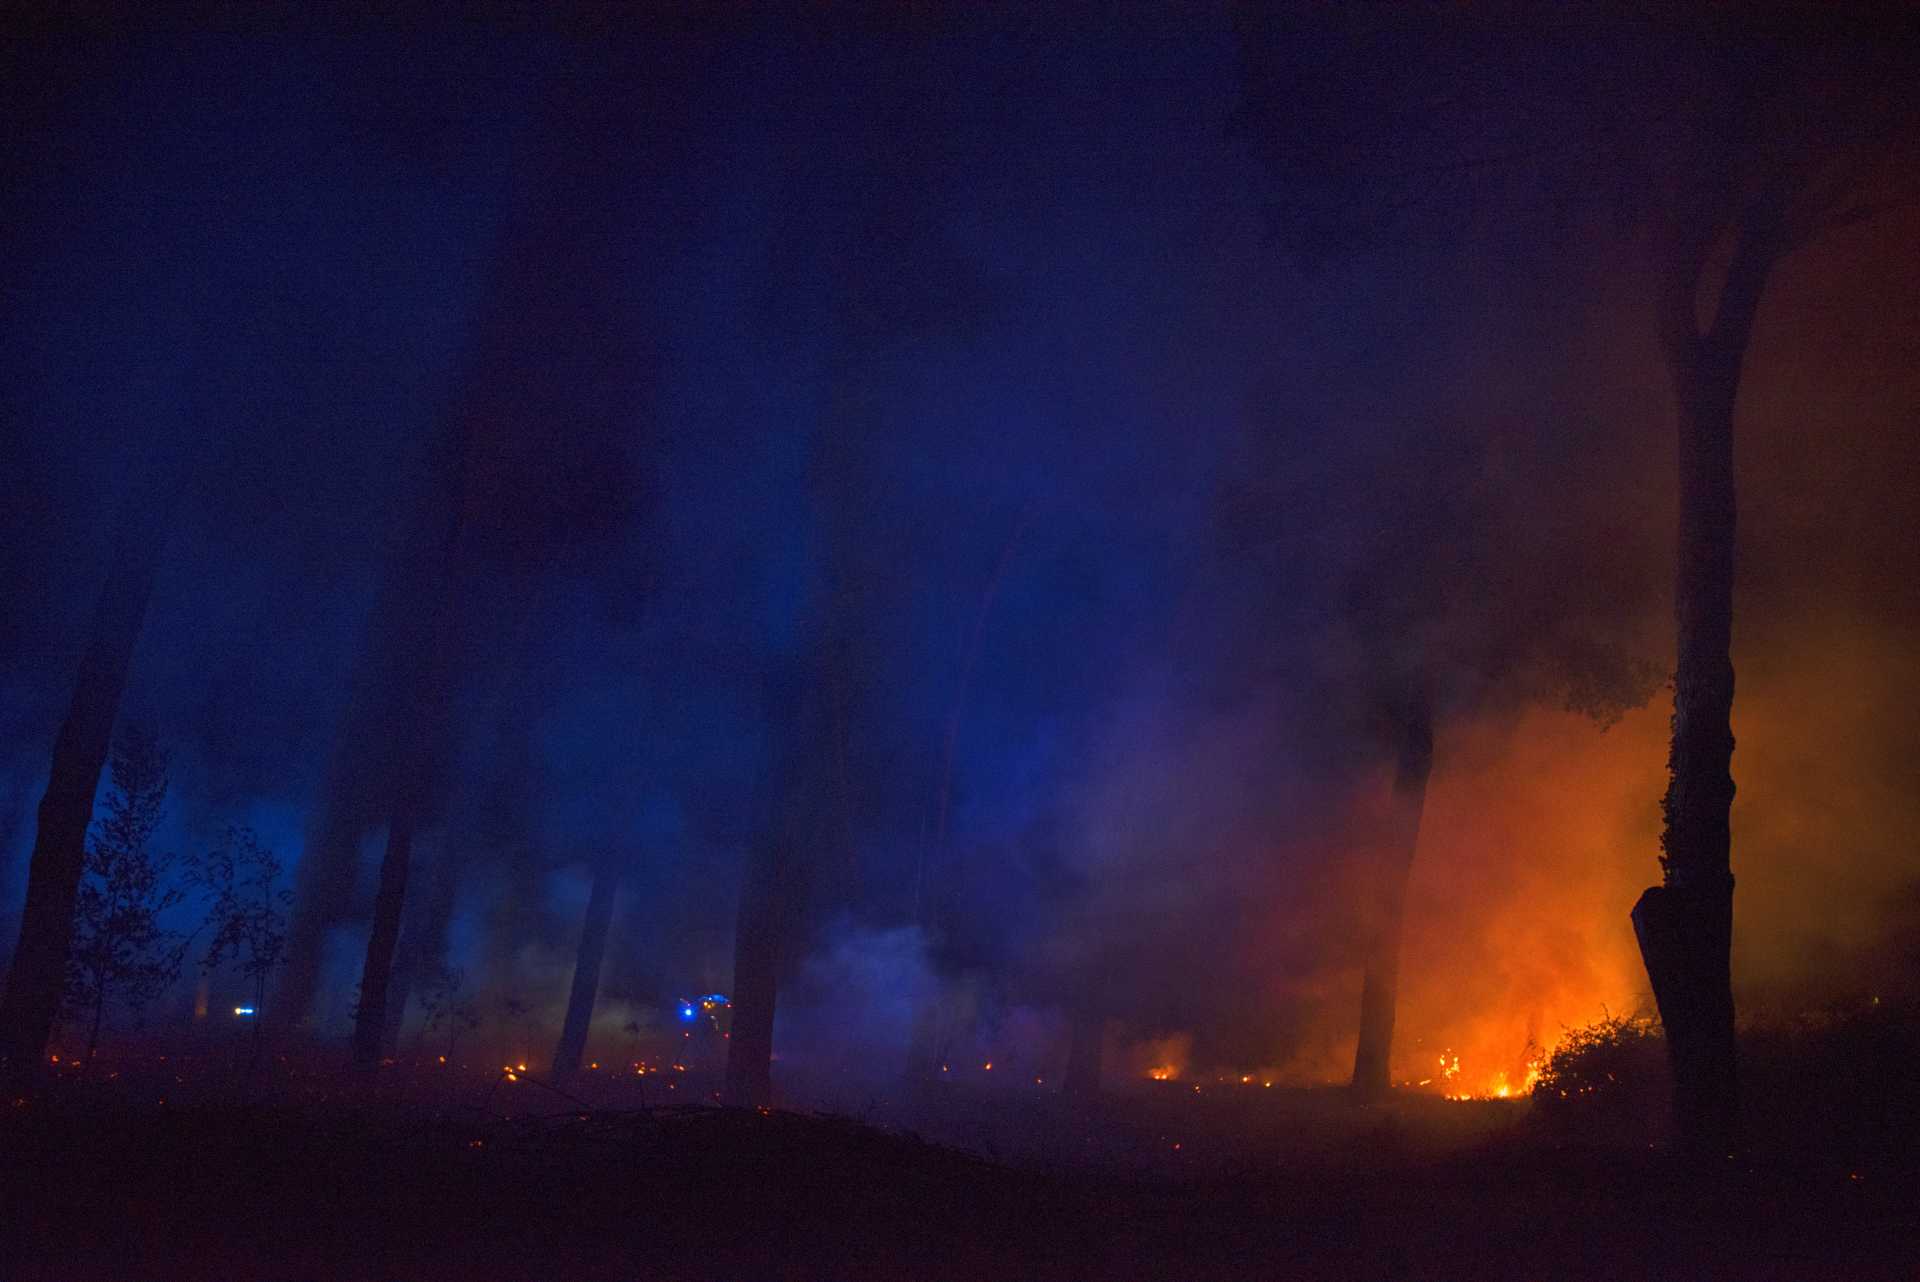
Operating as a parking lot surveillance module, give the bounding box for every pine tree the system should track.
[64,726,185,1065]
[192,826,290,1072]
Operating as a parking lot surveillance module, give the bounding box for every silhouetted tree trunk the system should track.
[726,775,817,1109]
[1632,180,1788,1154]
[279,787,372,1035]
[1351,690,1434,1097]
[0,477,174,1089]
[551,856,621,1081]
[724,658,822,1110]
[906,507,1034,1082]
[279,495,456,1036]
[348,439,466,1074]
[724,846,781,1108]
[721,347,871,1109]
[382,842,456,1058]
[350,806,415,1072]
[348,589,461,1073]
[282,52,635,1035]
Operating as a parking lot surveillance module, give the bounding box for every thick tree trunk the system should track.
[724,842,781,1109]
[382,843,457,1058]
[350,808,414,1072]
[550,857,621,1081]
[345,431,466,1074]
[0,480,172,1089]
[1350,692,1434,1097]
[1635,348,1744,1153]
[277,810,363,1036]
[724,653,827,1110]
[905,511,1033,1082]
[380,930,417,1060]
[282,533,456,1038]
[1635,194,1783,1154]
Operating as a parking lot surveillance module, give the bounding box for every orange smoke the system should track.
[1383,606,1919,1096]
[1389,701,1665,1095]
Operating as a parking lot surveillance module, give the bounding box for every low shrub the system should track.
[1530,1012,1669,1143]
[1530,999,1920,1168]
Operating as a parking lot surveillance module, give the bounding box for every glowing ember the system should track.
[1146,1065,1175,1081]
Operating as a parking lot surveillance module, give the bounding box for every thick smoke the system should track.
[2,13,1916,1096]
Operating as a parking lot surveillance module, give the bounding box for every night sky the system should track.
[3,6,1917,1090]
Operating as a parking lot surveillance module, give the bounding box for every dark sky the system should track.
[3,7,1916,1085]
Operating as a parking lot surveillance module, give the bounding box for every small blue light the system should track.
[234,1006,255,1016]
[679,1003,696,1022]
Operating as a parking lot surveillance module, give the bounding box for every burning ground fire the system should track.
[1133,1049,1541,1099]
[1388,703,1666,1100]
[1109,704,1667,1101]
[1415,1047,1547,1100]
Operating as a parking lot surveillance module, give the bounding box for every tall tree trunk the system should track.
[905,510,1033,1082]
[350,807,415,1072]
[550,857,621,1081]
[346,423,467,1074]
[380,926,418,1061]
[282,493,460,1037]
[724,788,810,1111]
[1633,191,1784,1154]
[277,810,364,1036]
[724,651,827,1109]
[0,478,173,1089]
[382,842,457,1058]
[1350,691,1434,1096]
[724,838,782,1109]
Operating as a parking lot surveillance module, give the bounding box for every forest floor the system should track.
[3,1057,1916,1280]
